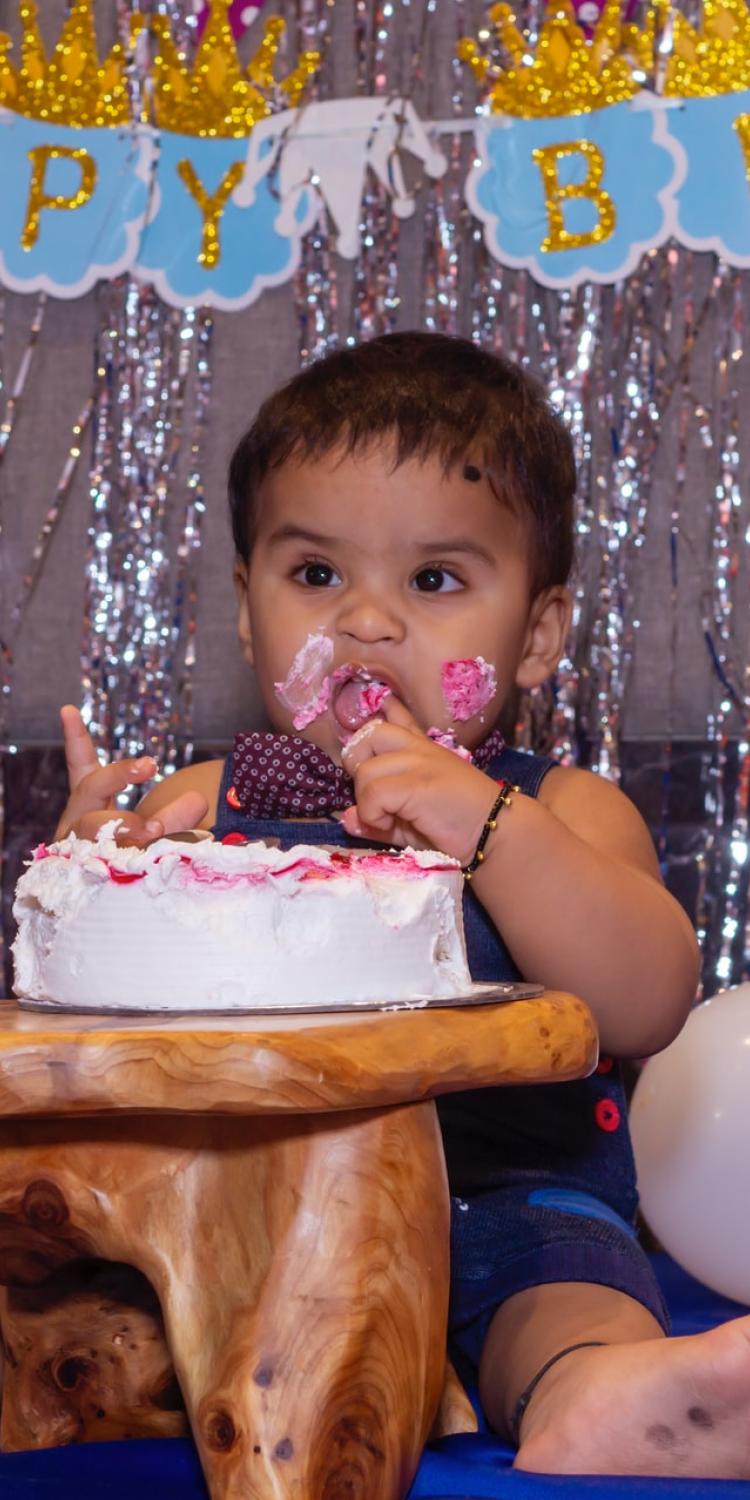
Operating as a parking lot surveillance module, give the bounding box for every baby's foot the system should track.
[515,1317,750,1478]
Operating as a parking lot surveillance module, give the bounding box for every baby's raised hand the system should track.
[339,698,500,865]
[56,705,207,846]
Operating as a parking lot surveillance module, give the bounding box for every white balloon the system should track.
[630,981,750,1306]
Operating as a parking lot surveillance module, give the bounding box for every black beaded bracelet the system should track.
[462,779,519,880]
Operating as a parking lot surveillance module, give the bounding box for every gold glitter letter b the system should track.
[177,160,245,269]
[532,141,616,254]
[22,146,97,251]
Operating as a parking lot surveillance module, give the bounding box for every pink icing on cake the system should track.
[26,836,456,891]
[441,657,497,722]
[12,825,472,1013]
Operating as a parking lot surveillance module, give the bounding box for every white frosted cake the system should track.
[11,823,472,1013]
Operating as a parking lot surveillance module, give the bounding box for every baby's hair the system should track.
[228,331,575,596]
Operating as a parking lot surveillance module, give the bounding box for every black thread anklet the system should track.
[510,1340,607,1447]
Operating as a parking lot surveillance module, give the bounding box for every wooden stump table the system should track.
[0,992,597,1499]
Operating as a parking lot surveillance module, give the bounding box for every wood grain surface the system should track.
[0,1104,457,1498]
[0,994,598,1117]
[0,1263,188,1447]
[0,992,596,1495]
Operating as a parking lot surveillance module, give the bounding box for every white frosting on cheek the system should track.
[274,631,334,730]
[441,657,497,723]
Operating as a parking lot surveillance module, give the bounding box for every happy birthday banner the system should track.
[2,0,750,302]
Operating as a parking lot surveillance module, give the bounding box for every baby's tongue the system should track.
[334,677,391,731]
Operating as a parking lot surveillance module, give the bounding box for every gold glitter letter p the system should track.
[22,146,97,251]
[532,141,616,254]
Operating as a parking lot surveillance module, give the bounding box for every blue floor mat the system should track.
[1,1256,748,1499]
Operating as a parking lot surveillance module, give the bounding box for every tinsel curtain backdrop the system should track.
[0,0,748,994]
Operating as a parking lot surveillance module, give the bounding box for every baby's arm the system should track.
[341,701,700,1059]
[470,762,700,1058]
[56,705,216,844]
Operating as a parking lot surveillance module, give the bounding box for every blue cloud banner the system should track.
[134,131,314,310]
[0,113,151,297]
[668,90,750,264]
[0,110,314,310]
[3,93,750,301]
[466,99,681,289]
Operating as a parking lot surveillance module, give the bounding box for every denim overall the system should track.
[214,744,669,1375]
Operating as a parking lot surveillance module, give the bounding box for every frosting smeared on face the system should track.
[274,631,334,730]
[274,643,394,737]
[331,665,392,735]
[357,679,391,717]
[426,727,474,762]
[441,657,497,722]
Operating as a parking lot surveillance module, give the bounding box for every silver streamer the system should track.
[78,1,211,797]
[292,0,341,365]
[79,279,211,791]
[170,308,215,771]
[698,266,750,990]
[421,2,470,341]
[352,1,403,343]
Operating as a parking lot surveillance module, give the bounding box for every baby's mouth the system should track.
[331,666,393,733]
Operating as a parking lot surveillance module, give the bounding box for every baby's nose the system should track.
[336,590,405,644]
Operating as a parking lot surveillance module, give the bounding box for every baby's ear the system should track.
[515,585,572,690]
[234,560,255,667]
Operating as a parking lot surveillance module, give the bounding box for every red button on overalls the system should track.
[595,1097,621,1132]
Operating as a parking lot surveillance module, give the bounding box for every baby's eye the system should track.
[294,561,341,587]
[412,566,463,594]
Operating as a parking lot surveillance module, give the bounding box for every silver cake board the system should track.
[16,981,544,1018]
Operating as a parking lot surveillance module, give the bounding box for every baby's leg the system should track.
[480,1280,750,1478]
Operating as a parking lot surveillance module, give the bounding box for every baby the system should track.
[57,332,750,1478]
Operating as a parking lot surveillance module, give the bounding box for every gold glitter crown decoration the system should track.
[132,2,320,137]
[0,0,320,135]
[661,0,750,96]
[0,0,129,126]
[458,0,640,116]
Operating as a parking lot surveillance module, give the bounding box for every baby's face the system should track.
[237,443,546,763]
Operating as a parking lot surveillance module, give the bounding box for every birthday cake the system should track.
[11,823,472,1013]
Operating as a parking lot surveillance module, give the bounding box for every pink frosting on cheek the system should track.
[441,657,497,722]
[274,632,334,731]
[426,727,474,761]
